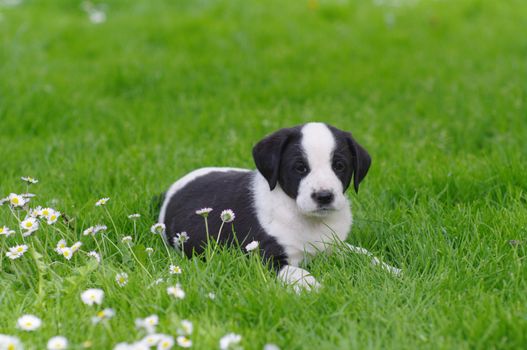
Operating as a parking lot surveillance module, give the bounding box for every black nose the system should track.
[311,190,334,205]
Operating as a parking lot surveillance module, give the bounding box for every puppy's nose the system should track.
[311,190,334,205]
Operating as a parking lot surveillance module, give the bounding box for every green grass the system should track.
[1,0,527,348]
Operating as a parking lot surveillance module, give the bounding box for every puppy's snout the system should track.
[311,190,334,205]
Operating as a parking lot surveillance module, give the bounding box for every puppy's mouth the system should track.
[308,206,337,217]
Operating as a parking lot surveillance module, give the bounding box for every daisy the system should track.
[46,210,61,225]
[29,206,42,217]
[71,241,82,252]
[38,207,53,218]
[81,288,104,306]
[135,315,158,334]
[150,223,165,235]
[140,333,162,347]
[9,193,27,207]
[87,251,101,263]
[195,207,213,217]
[245,241,259,252]
[0,197,9,206]
[6,245,28,260]
[61,247,73,260]
[176,336,192,348]
[92,308,115,324]
[121,236,133,244]
[145,247,154,255]
[174,232,189,248]
[17,314,42,331]
[0,225,15,237]
[157,335,174,350]
[169,265,182,275]
[55,239,67,253]
[128,214,141,220]
[207,292,216,300]
[178,320,193,336]
[166,284,185,299]
[116,272,128,287]
[83,224,107,236]
[219,333,241,350]
[95,197,110,207]
[263,344,280,350]
[88,8,106,24]
[220,209,235,223]
[21,176,38,184]
[20,217,39,233]
[0,334,23,349]
[47,336,68,350]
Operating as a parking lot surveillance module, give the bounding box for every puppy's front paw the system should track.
[278,265,321,293]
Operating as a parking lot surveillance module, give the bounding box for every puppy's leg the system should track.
[278,265,320,293]
[345,243,402,276]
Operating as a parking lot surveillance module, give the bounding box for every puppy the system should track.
[158,122,400,291]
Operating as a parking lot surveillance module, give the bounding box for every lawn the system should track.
[1,0,526,349]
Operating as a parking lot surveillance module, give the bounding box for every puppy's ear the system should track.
[252,128,295,190]
[346,134,371,193]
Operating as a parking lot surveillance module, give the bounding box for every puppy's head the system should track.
[253,122,371,217]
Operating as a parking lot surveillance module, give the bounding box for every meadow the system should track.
[0,0,526,349]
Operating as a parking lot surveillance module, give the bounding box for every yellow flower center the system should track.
[8,344,15,350]
[17,247,24,252]
[12,198,19,205]
[97,311,105,318]
[25,222,33,228]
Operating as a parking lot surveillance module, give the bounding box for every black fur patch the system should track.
[162,170,288,270]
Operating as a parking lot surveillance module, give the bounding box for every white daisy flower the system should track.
[116,272,128,287]
[121,236,133,244]
[219,333,242,350]
[140,333,162,347]
[145,247,154,255]
[114,342,134,350]
[38,207,53,218]
[71,241,82,252]
[176,336,192,348]
[21,176,38,184]
[61,247,74,260]
[55,239,67,253]
[245,241,259,252]
[220,209,235,223]
[128,214,141,220]
[95,197,110,207]
[0,334,23,349]
[174,232,189,248]
[88,8,106,24]
[87,251,101,263]
[195,207,213,217]
[150,223,165,235]
[178,320,193,336]
[28,206,42,218]
[6,245,28,260]
[169,265,182,275]
[156,335,174,350]
[21,193,37,199]
[135,315,158,334]
[91,308,115,324]
[81,288,104,306]
[47,336,68,350]
[9,193,27,207]
[20,217,39,233]
[83,224,107,236]
[207,292,216,300]
[17,314,42,331]
[46,210,61,225]
[166,284,185,299]
[0,225,15,237]
[263,344,280,350]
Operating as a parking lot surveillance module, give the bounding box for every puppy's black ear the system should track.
[346,135,371,193]
[252,128,296,190]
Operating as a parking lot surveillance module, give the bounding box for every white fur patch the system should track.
[252,172,352,266]
[296,123,347,215]
[278,265,320,292]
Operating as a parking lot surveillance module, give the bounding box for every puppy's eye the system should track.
[332,160,346,172]
[294,162,308,175]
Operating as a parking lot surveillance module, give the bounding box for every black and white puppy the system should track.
[158,122,400,290]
